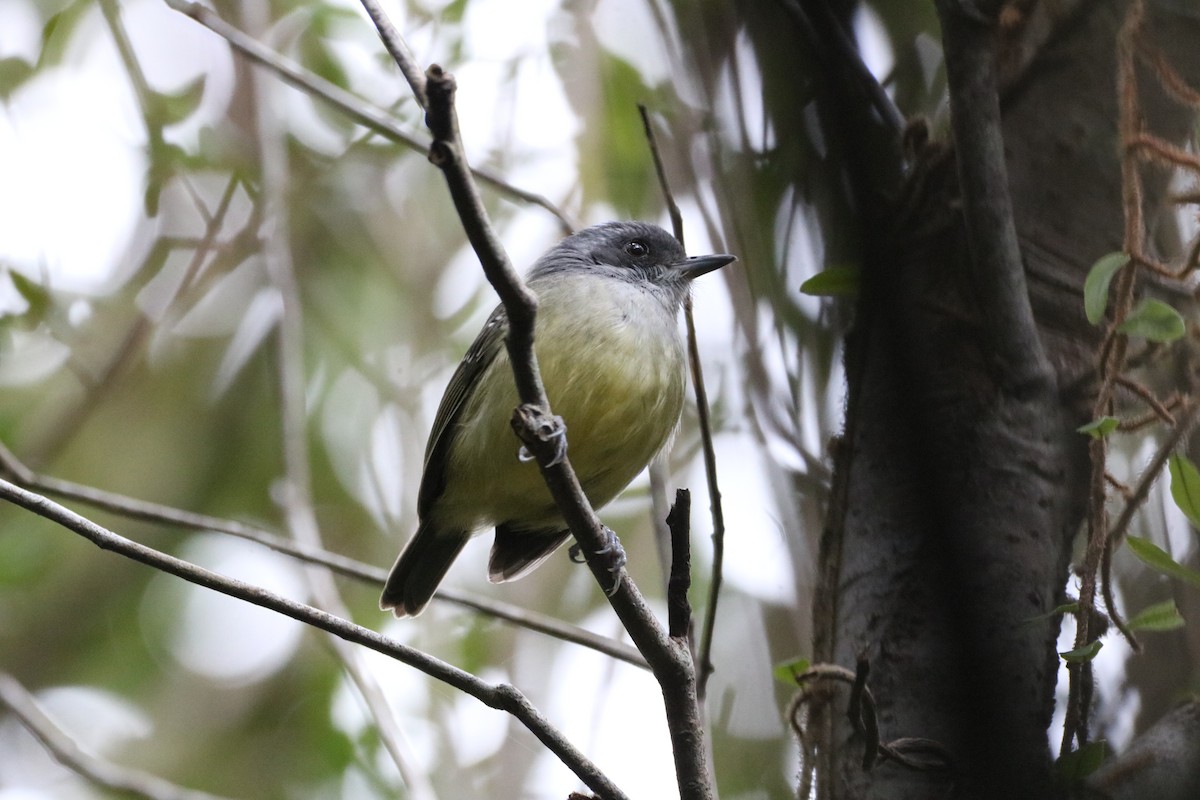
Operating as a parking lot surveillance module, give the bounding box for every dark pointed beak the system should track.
[673,253,737,280]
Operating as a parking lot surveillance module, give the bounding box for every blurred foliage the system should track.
[1,0,1196,798]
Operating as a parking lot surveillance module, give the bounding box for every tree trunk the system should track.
[815,1,1200,798]
[666,0,1199,796]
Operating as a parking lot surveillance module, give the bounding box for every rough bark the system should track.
[817,1,1200,798]
[665,0,1199,797]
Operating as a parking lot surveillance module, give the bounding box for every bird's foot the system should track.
[514,405,567,466]
[568,526,626,596]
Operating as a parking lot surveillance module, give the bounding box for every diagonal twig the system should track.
[0,478,630,800]
[163,0,574,234]
[241,21,431,789]
[0,673,232,800]
[419,59,713,800]
[0,440,647,669]
[638,104,727,700]
[358,0,426,107]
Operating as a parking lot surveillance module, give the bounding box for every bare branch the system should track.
[243,29,432,791]
[936,0,1054,390]
[786,661,955,775]
[0,441,648,669]
[0,478,629,800]
[684,294,726,702]
[0,673,232,800]
[777,0,905,136]
[420,63,713,799]
[638,104,683,242]
[1107,398,1200,547]
[358,0,426,107]
[1066,0,1150,750]
[163,0,574,234]
[638,104,727,701]
[1115,376,1178,425]
[666,489,693,641]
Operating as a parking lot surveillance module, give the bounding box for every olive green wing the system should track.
[417,303,509,517]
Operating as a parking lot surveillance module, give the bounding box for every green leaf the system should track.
[142,142,195,217]
[299,30,349,94]
[1023,601,1079,624]
[1127,599,1185,632]
[1084,252,1128,324]
[7,270,50,320]
[151,76,207,127]
[38,0,91,68]
[773,656,811,685]
[580,53,660,217]
[439,0,469,23]
[1056,740,1107,782]
[0,57,34,100]
[1077,416,1119,438]
[800,265,860,297]
[1059,640,1103,663]
[1126,536,1200,589]
[1169,454,1200,529]
[1117,299,1186,343]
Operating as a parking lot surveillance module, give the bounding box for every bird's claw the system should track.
[514,406,567,466]
[568,528,626,596]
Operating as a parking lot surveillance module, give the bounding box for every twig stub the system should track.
[423,64,455,140]
[665,488,693,641]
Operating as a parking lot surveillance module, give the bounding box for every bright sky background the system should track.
[0,1,808,797]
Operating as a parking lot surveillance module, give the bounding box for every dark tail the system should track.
[380,522,470,617]
[488,524,572,583]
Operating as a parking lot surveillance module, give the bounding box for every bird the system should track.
[380,221,735,616]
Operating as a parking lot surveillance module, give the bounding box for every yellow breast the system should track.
[436,275,686,531]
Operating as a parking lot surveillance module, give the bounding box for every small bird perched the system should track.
[380,221,735,617]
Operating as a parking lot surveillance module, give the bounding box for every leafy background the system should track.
[0,0,1195,798]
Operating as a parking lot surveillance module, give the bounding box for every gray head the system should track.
[528,221,735,309]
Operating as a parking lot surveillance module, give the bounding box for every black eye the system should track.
[624,240,649,258]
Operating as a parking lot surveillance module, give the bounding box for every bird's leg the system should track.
[513,404,568,466]
[568,526,627,596]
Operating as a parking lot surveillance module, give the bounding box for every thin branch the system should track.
[0,673,233,800]
[420,63,712,799]
[0,441,648,669]
[1066,0,1146,751]
[23,173,244,464]
[850,656,879,769]
[99,0,166,157]
[1100,541,1136,650]
[640,105,680,591]
[685,298,726,702]
[0,479,629,800]
[1115,376,1176,425]
[638,104,683,239]
[935,0,1054,390]
[1135,34,1200,108]
[163,0,574,235]
[1107,399,1200,549]
[243,29,431,793]
[786,662,954,774]
[779,0,905,136]
[422,66,543,403]
[638,103,727,701]
[358,0,426,107]
[1127,132,1200,173]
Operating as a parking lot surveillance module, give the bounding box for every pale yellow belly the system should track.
[434,281,686,532]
